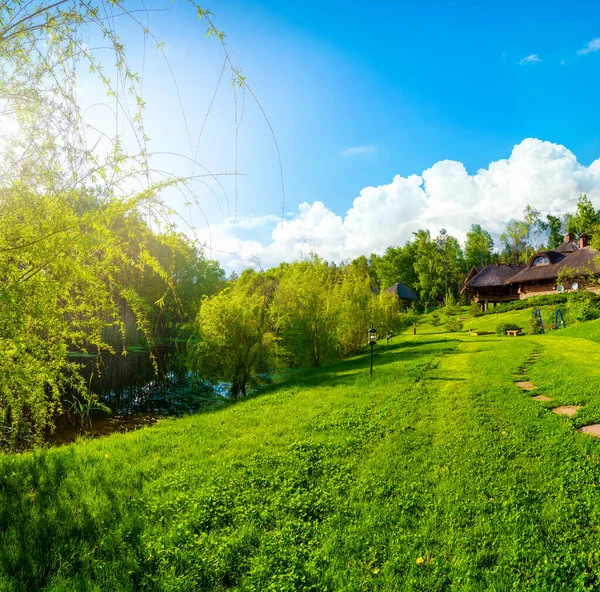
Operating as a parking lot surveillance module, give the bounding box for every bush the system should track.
[430,311,441,327]
[495,322,522,336]
[475,293,570,317]
[445,317,463,332]
[469,300,481,317]
[568,291,600,322]
[530,310,543,335]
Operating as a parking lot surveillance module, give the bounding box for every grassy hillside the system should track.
[4,313,600,589]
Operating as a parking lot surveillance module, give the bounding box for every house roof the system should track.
[460,266,484,293]
[464,264,525,289]
[507,247,600,283]
[385,282,417,300]
[556,240,579,253]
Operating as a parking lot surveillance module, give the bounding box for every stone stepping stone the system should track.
[552,406,582,417]
[579,425,600,437]
[515,381,537,391]
[532,395,553,402]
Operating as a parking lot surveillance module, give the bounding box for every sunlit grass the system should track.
[3,312,600,589]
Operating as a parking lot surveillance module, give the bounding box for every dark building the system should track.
[385,282,418,302]
[461,264,525,307]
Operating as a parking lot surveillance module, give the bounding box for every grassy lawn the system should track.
[4,317,600,589]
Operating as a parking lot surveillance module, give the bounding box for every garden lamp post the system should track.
[368,326,377,377]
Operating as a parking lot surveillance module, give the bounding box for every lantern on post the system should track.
[368,326,377,376]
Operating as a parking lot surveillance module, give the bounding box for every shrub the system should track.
[445,317,463,332]
[495,322,522,336]
[476,293,570,317]
[568,291,600,322]
[430,311,441,327]
[469,300,481,317]
[530,310,543,335]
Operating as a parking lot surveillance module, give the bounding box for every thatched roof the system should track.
[508,247,600,283]
[465,264,524,289]
[556,240,579,253]
[385,282,417,300]
[557,246,600,275]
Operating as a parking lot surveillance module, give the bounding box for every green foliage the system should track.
[469,300,481,317]
[546,214,564,249]
[530,310,543,334]
[566,194,599,238]
[568,291,600,322]
[271,257,339,367]
[500,219,529,264]
[11,324,600,588]
[189,271,276,397]
[495,322,522,336]
[442,291,460,316]
[465,224,494,268]
[430,311,441,327]
[475,293,570,317]
[444,317,463,332]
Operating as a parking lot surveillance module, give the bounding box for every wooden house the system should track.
[508,234,600,297]
[462,233,600,303]
[461,264,525,307]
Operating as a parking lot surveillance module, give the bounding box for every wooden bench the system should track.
[506,328,523,337]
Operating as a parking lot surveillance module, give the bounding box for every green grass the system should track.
[5,312,600,589]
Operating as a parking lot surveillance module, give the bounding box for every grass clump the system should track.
[495,322,522,336]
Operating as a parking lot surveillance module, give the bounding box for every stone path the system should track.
[552,406,582,417]
[579,425,600,437]
[515,381,536,391]
[531,394,553,402]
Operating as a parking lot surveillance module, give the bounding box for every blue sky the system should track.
[74,0,600,269]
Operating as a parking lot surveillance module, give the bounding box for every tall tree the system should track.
[566,194,599,237]
[271,257,339,367]
[546,214,564,249]
[413,230,445,306]
[189,270,277,398]
[500,220,529,264]
[465,224,494,268]
[523,205,548,255]
[370,243,418,292]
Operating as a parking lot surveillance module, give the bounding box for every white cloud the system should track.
[519,54,542,65]
[198,138,600,272]
[340,145,377,157]
[578,38,600,55]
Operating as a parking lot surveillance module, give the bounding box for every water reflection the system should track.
[69,347,221,415]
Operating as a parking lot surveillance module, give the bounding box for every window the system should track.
[532,256,549,266]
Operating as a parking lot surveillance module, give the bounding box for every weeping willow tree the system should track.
[0,1,234,446]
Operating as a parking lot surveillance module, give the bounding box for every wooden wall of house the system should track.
[519,281,600,298]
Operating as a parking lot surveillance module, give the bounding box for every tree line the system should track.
[351,194,600,309]
[189,256,415,397]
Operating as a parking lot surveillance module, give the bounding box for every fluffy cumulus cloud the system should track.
[198,138,600,271]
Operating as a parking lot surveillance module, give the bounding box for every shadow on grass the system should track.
[0,448,147,589]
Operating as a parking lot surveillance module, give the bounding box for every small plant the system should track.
[444,317,463,332]
[495,322,522,336]
[469,300,481,317]
[430,311,441,327]
[530,310,543,335]
[443,291,459,316]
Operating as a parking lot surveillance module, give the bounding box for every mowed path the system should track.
[3,332,600,590]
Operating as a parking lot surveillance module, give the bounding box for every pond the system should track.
[68,346,221,416]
